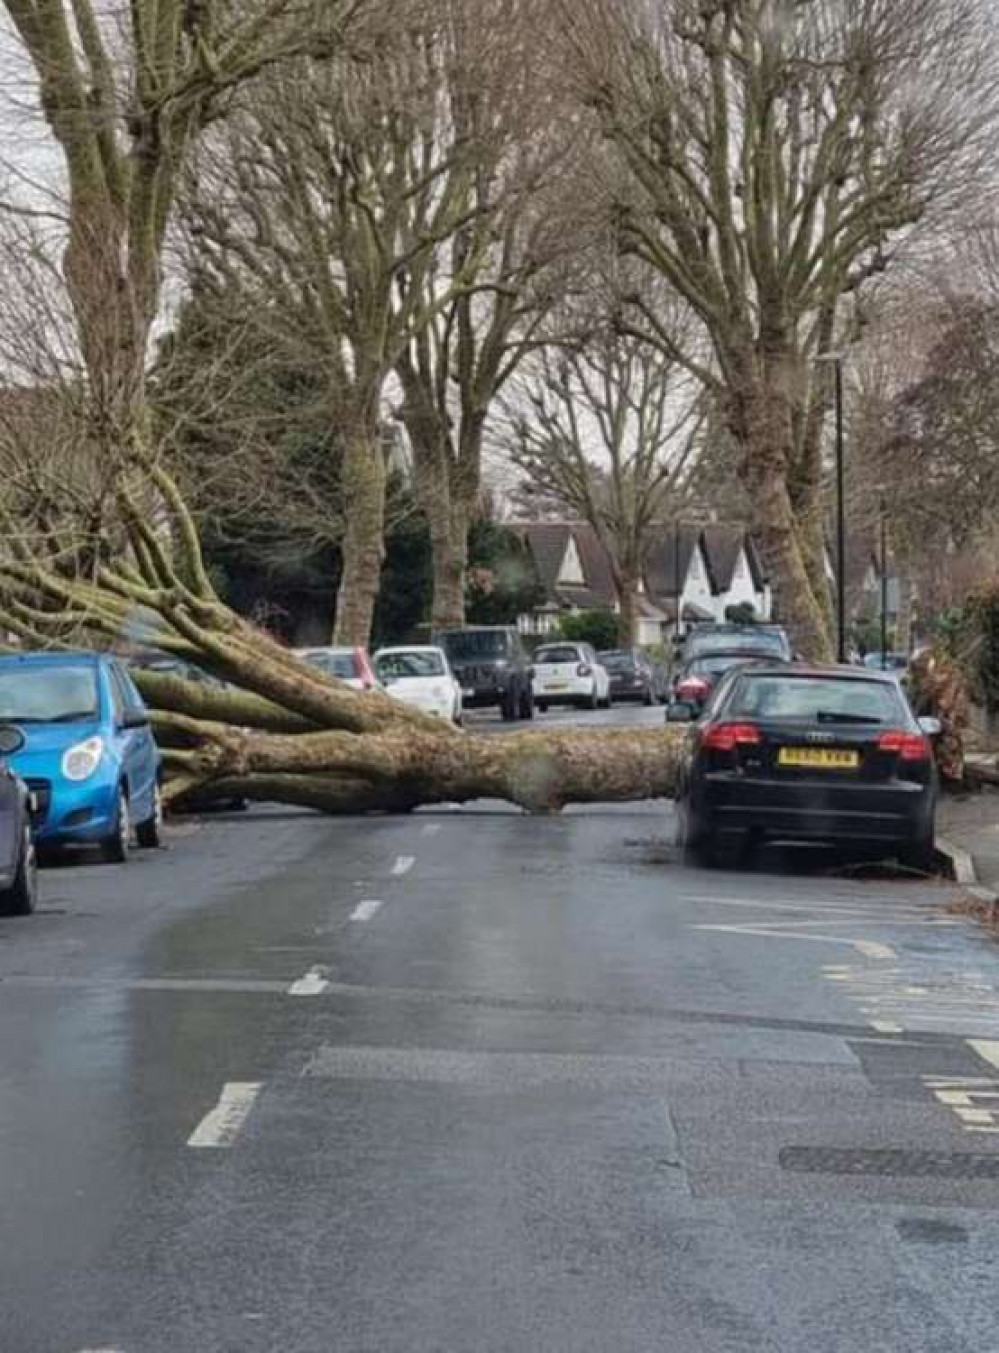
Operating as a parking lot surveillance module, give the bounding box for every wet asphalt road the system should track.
[4,706,999,1351]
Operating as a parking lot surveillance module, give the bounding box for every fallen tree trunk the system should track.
[0,459,686,815]
[159,719,688,814]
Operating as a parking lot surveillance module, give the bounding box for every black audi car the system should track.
[0,726,37,916]
[669,665,938,869]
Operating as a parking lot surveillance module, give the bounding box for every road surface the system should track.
[3,704,999,1351]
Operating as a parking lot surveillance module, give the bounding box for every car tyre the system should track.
[677,799,715,868]
[136,781,163,850]
[500,690,518,722]
[101,787,131,864]
[519,687,535,720]
[0,827,37,916]
[537,701,548,714]
[899,826,935,875]
[643,686,655,707]
[584,689,599,711]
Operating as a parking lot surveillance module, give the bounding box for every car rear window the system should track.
[598,652,634,671]
[303,650,358,679]
[440,631,510,660]
[535,646,580,664]
[726,674,904,724]
[690,654,758,680]
[688,628,789,658]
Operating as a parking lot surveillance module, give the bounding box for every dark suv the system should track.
[436,627,534,721]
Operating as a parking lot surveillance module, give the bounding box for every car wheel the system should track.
[585,689,599,711]
[899,826,935,874]
[0,827,37,917]
[644,686,655,706]
[603,692,613,710]
[136,781,163,849]
[101,787,131,864]
[501,690,517,721]
[519,687,535,720]
[537,701,548,714]
[677,799,714,868]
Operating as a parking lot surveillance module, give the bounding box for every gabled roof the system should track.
[516,522,617,608]
[702,525,768,593]
[645,525,705,600]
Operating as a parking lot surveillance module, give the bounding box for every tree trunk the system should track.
[429,498,469,632]
[615,566,641,647]
[333,424,387,646]
[734,368,834,661]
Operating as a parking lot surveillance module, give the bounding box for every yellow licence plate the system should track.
[778,747,859,770]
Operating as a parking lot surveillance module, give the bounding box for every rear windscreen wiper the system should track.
[815,711,883,725]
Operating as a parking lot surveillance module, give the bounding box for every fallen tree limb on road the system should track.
[0,458,686,815]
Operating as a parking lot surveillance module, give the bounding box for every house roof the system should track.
[700,525,768,594]
[645,525,704,600]
[516,522,617,609]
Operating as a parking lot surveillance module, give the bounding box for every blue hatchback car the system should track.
[0,652,163,861]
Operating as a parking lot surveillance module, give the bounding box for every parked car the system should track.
[597,649,661,705]
[680,623,793,666]
[374,646,462,723]
[0,725,37,915]
[863,651,909,674]
[436,627,534,721]
[532,642,611,712]
[295,646,380,691]
[669,651,773,714]
[0,652,163,862]
[669,664,938,869]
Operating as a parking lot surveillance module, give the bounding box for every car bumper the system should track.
[533,678,594,704]
[695,773,935,845]
[29,771,119,845]
[610,683,648,700]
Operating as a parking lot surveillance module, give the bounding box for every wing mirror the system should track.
[0,725,25,757]
[120,710,150,731]
[918,716,942,739]
[666,702,697,724]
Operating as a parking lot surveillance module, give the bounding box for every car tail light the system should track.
[677,677,710,700]
[577,664,592,677]
[878,730,931,762]
[701,722,762,752]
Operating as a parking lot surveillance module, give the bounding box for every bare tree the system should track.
[562,0,999,658]
[503,322,702,644]
[183,4,530,644]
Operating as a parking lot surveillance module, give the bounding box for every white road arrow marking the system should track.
[187,1082,261,1149]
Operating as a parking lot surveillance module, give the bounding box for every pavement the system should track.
[4,704,999,1350]
[938,788,999,903]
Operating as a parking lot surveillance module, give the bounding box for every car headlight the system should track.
[62,735,104,782]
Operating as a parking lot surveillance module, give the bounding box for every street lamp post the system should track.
[674,523,682,647]
[879,495,889,670]
[816,353,848,664]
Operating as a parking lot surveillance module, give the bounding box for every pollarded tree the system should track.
[503,320,702,646]
[562,0,999,658]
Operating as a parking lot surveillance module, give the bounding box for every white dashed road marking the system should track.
[288,966,330,996]
[187,1082,262,1149]
[350,899,383,922]
[392,855,416,876]
[853,941,896,961]
[969,1039,999,1071]
[870,1020,904,1034]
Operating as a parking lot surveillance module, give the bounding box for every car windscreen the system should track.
[598,652,635,671]
[303,651,358,679]
[534,646,581,665]
[440,632,510,660]
[725,674,904,725]
[0,664,100,723]
[376,652,445,679]
[689,629,788,658]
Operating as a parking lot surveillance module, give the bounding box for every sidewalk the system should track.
[938,786,999,900]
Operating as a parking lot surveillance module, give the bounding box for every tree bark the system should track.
[428,494,470,632]
[333,424,387,646]
[732,365,834,662]
[615,564,641,647]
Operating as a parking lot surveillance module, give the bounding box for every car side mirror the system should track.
[918,716,942,739]
[120,710,150,731]
[666,702,697,723]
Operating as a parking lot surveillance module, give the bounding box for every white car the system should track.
[374,646,462,723]
[532,641,611,712]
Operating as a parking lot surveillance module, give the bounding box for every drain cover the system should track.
[779,1147,999,1181]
